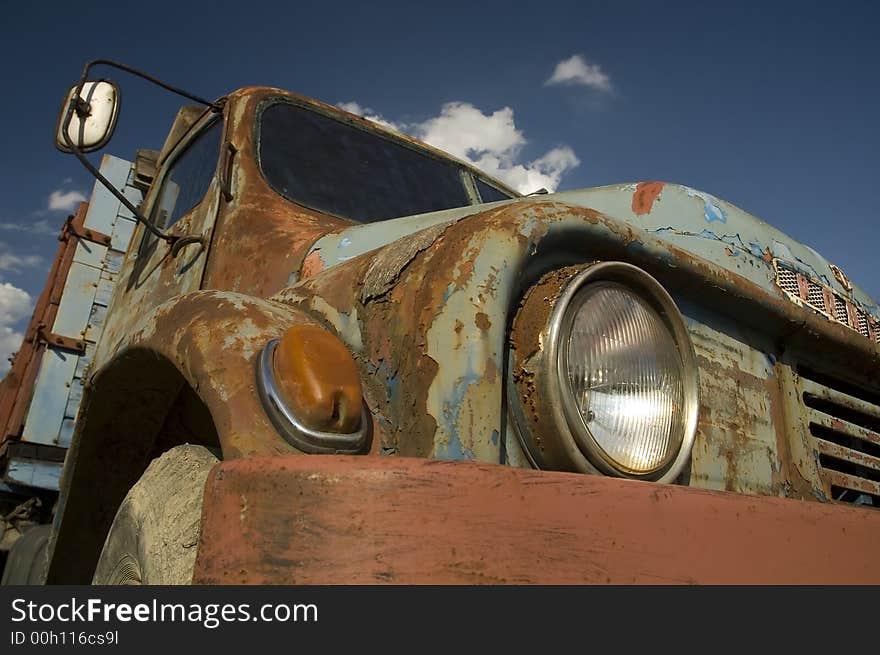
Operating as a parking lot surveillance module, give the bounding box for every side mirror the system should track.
[54,80,120,153]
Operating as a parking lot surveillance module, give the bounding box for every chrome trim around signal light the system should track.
[256,338,372,454]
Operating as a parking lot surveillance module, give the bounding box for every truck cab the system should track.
[5,65,880,584]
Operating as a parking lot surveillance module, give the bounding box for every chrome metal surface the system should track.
[509,261,700,483]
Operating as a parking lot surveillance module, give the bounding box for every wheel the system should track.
[92,444,218,585]
[1,524,51,585]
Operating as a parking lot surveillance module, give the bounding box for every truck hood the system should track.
[304,181,880,323]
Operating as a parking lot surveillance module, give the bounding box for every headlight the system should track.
[508,262,699,483]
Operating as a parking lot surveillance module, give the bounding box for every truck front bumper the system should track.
[193,455,880,584]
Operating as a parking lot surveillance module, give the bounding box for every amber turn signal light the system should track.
[272,324,362,433]
[256,324,371,455]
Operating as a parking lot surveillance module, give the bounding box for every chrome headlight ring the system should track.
[508,262,700,483]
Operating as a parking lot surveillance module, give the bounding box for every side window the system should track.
[150,119,223,229]
[476,179,514,203]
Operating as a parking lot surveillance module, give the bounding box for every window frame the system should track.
[137,114,223,257]
[475,177,514,204]
[148,116,224,231]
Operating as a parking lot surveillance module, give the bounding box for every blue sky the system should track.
[1,0,878,370]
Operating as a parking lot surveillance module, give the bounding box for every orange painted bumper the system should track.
[193,455,880,584]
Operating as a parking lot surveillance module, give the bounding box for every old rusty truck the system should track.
[1,59,879,584]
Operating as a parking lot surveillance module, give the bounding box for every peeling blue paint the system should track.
[769,240,831,285]
[748,241,765,258]
[685,187,728,223]
[704,203,727,223]
[387,372,400,403]
[436,371,482,461]
[442,282,455,303]
[491,429,499,446]
[652,227,753,257]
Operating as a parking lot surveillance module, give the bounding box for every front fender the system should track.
[45,290,319,583]
[96,290,326,459]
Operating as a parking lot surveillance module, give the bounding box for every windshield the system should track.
[257,101,513,223]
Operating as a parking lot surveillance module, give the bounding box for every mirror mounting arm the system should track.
[61,59,225,248]
[61,130,172,243]
[74,58,222,112]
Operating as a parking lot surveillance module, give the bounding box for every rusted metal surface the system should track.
[91,111,224,375]
[781,366,880,505]
[774,259,879,341]
[43,85,880,583]
[1,158,147,489]
[508,264,588,471]
[82,86,878,486]
[631,181,664,215]
[683,313,817,498]
[35,329,86,354]
[274,195,879,484]
[572,182,879,323]
[46,291,346,583]
[65,216,111,247]
[193,455,880,584]
[0,204,87,453]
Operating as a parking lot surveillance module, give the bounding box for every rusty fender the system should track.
[276,199,880,466]
[45,290,322,584]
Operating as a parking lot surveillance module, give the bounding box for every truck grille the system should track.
[774,260,880,343]
[798,368,880,507]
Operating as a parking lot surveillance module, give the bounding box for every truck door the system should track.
[97,110,226,351]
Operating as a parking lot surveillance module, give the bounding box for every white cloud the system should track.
[339,100,579,194]
[0,252,43,273]
[337,102,403,132]
[0,218,57,236]
[1,326,24,373]
[0,282,33,374]
[48,189,87,212]
[545,54,612,91]
[470,146,581,196]
[0,282,31,324]
[415,103,525,161]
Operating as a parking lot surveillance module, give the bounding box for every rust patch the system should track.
[453,259,475,290]
[508,265,588,467]
[300,249,324,279]
[768,370,815,500]
[631,182,664,216]
[194,454,880,584]
[475,312,491,331]
[360,220,454,303]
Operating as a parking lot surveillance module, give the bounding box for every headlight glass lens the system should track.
[563,281,685,474]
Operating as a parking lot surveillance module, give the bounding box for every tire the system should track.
[92,444,218,585]
[1,524,50,585]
